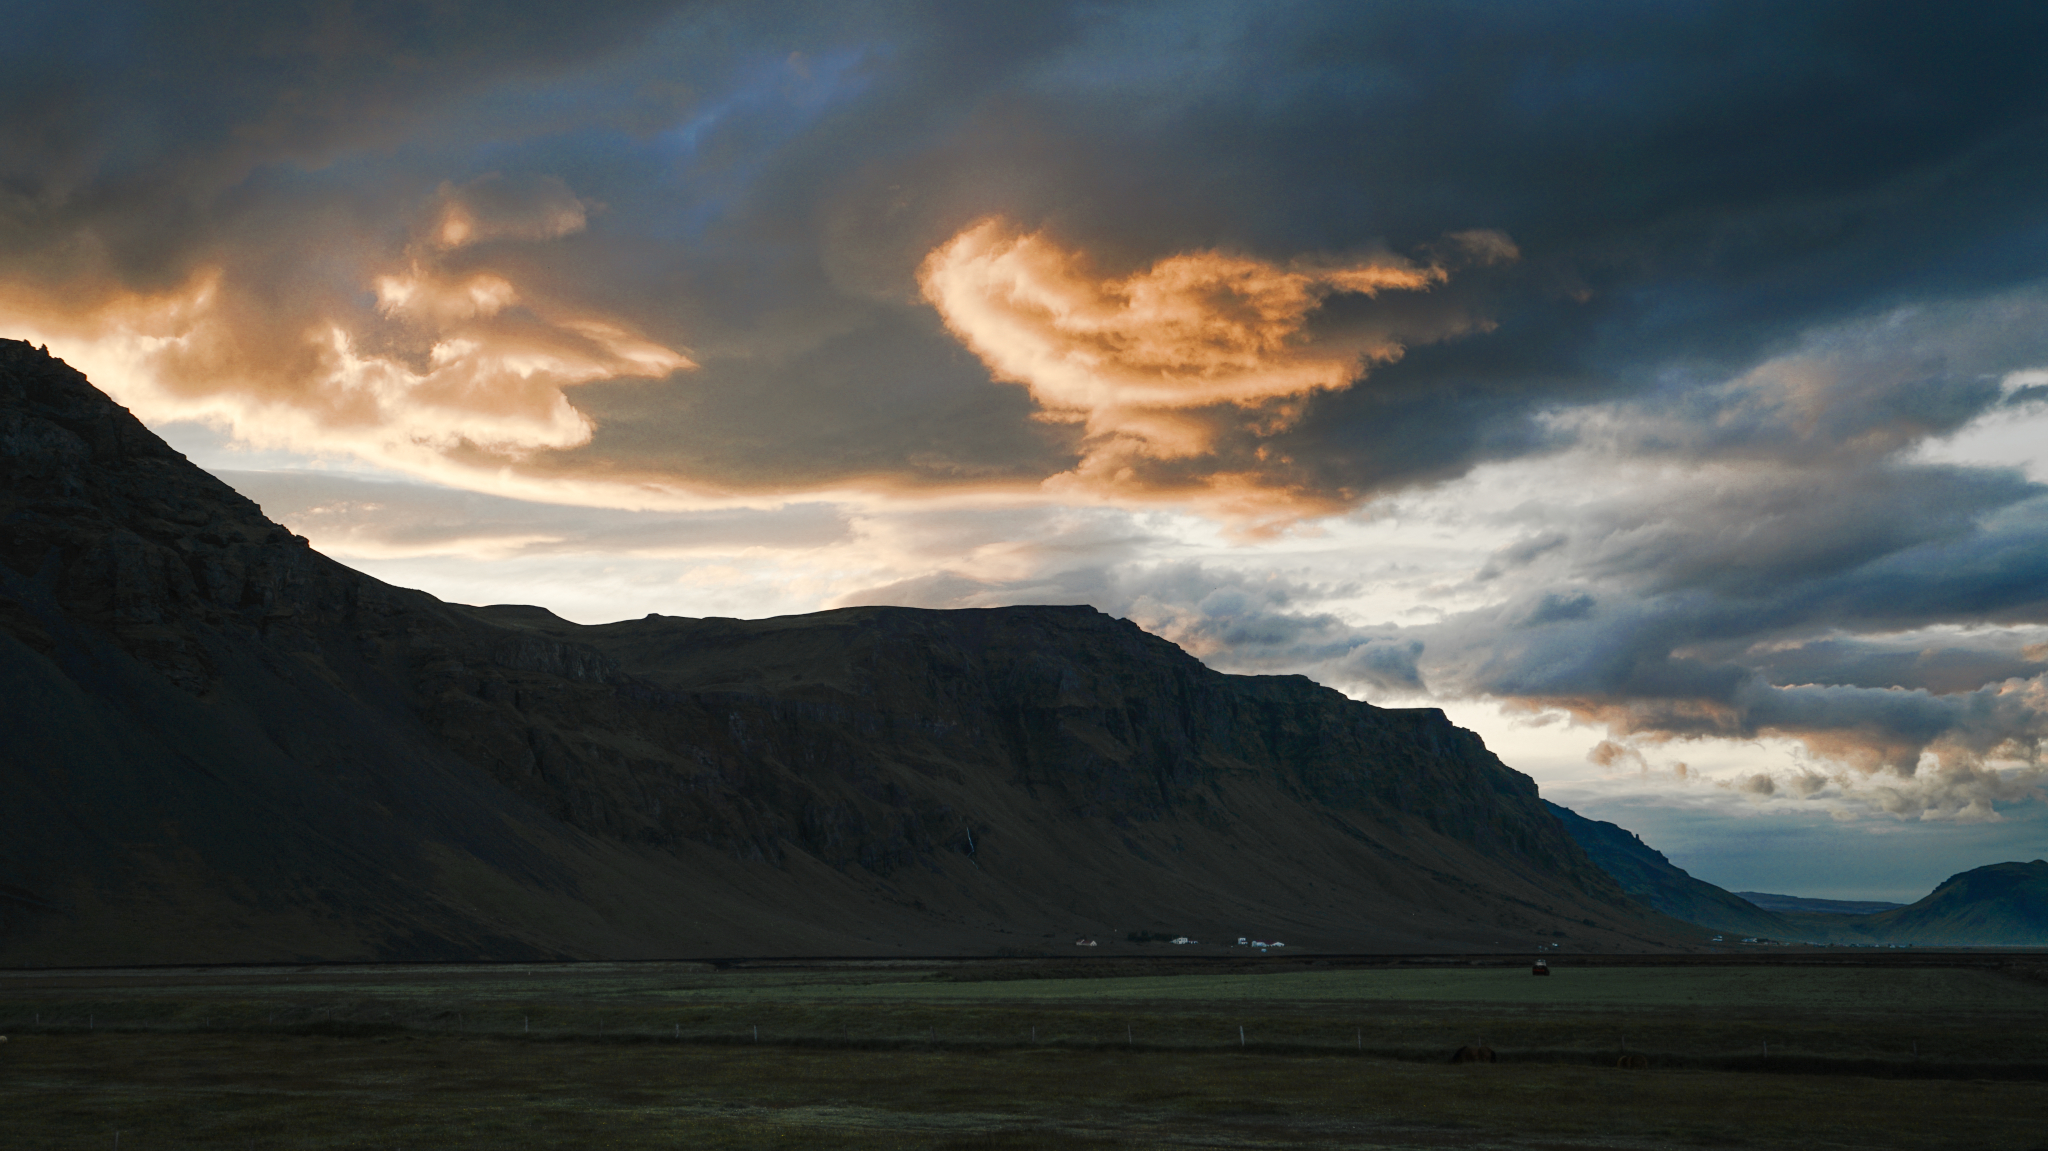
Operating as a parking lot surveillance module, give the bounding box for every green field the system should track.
[4,956,2045,1149]
[691,963,2040,1010]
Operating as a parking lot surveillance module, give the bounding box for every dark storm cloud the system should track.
[9,0,2048,504]
[1745,639,2044,697]
[0,1,680,263]
[1550,292,2048,472]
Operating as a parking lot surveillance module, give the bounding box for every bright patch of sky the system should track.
[1912,369,2048,480]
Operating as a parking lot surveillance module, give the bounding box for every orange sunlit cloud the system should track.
[919,218,1513,518]
[0,176,690,489]
[5,198,1507,525]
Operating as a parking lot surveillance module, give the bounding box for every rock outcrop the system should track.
[0,340,1693,964]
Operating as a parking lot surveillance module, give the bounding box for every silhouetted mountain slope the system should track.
[1734,892,1903,916]
[1543,802,1795,938]
[0,340,1695,965]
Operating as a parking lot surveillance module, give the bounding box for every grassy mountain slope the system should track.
[1777,861,2048,947]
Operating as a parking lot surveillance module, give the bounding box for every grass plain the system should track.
[3,953,2045,1149]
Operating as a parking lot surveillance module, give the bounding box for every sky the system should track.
[6,1,2047,902]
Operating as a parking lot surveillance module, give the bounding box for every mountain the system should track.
[1734,892,1904,916]
[1546,790,2048,946]
[1544,801,1797,938]
[0,340,1694,965]
[1778,861,2048,947]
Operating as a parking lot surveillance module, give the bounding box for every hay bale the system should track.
[1450,1044,1496,1063]
[1616,1053,1649,1070]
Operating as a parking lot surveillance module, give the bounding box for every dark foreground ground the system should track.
[3,952,2045,1149]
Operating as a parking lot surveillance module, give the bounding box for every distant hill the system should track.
[1544,802,1795,938]
[1549,794,2048,946]
[1643,864,2048,947]
[0,341,1694,965]
[1787,861,2048,947]
[1735,892,1904,916]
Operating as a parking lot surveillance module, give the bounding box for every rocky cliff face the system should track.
[426,604,1605,881]
[0,341,316,692]
[0,340,1689,964]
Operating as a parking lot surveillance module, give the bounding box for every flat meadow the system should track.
[2,953,2044,1149]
